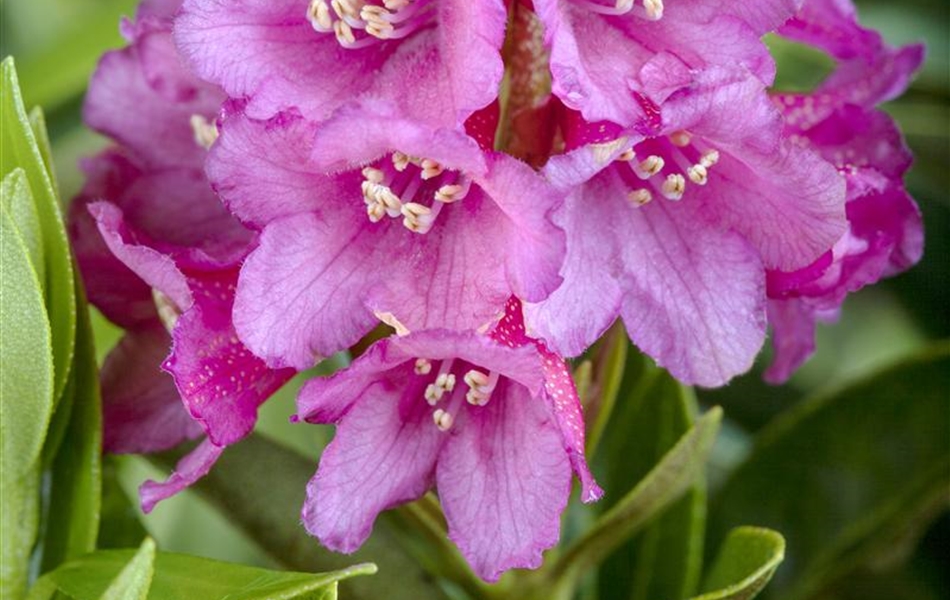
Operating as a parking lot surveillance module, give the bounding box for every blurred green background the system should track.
[2,0,947,596]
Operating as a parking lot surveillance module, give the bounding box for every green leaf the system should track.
[32,539,375,600]
[691,527,785,600]
[595,352,706,600]
[0,204,53,600]
[97,457,149,550]
[39,280,102,572]
[707,344,950,600]
[1,169,44,283]
[27,108,57,199]
[152,434,448,600]
[1,57,76,408]
[545,406,722,596]
[100,538,155,600]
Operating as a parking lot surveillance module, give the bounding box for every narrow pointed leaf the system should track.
[33,541,375,600]
[0,205,53,600]
[1,169,43,283]
[691,527,785,600]
[40,280,102,572]
[1,57,76,408]
[550,407,722,588]
[708,344,950,600]
[596,352,706,600]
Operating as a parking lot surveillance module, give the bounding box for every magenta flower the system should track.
[72,1,294,511]
[763,0,924,382]
[296,298,600,581]
[525,67,847,386]
[532,0,799,126]
[208,102,566,370]
[174,0,507,125]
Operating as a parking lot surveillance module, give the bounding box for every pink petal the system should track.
[140,438,224,513]
[301,366,443,552]
[101,326,203,454]
[437,378,572,582]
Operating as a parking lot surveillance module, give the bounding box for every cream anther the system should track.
[669,130,691,147]
[401,202,435,233]
[628,189,653,207]
[435,184,464,203]
[643,0,664,20]
[420,158,444,180]
[189,114,218,150]
[616,0,634,11]
[700,150,720,168]
[464,369,498,406]
[365,201,386,223]
[331,0,361,20]
[307,0,333,31]
[687,164,708,185]
[436,372,457,392]
[152,289,181,333]
[384,0,410,8]
[633,155,665,179]
[432,409,453,431]
[617,148,636,162]
[661,173,686,200]
[333,20,356,45]
[392,151,411,171]
[361,166,384,183]
[414,358,432,375]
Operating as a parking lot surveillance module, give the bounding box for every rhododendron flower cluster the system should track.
[73,0,922,582]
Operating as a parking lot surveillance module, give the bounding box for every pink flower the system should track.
[72,1,293,511]
[207,102,566,370]
[174,0,507,126]
[763,0,924,382]
[296,298,600,581]
[532,0,799,126]
[525,66,847,386]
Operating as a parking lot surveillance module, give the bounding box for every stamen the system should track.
[464,369,499,406]
[687,164,708,185]
[152,289,181,333]
[432,408,454,431]
[392,151,411,171]
[333,20,356,45]
[189,114,218,150]
[331,0,361,20]
[669,130,691,147]
[661,173,686,200]
[420,158,444,180]
[627,189,653,207]
[307,0,333,31]
[401,202,436,234]
[366,201,386,222]
[361,166,384,183]
[414,358,432,375]
[384,0,410,8]
[617,148,636,162]
[434,177,471,204]
[643,0,664,20]
[700,150,720,168]
[633,155,665,179]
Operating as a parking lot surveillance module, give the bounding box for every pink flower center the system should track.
[306,0,436,49]
[360,152,472,234]
[612,131,720,207]
[571,0,664,20]
[413,358,499,431]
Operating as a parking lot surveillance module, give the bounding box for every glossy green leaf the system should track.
[0,204,53,600]
[1,57,76,408]
[30,537,375,600]
[708,344,950,600]
[691,527,785,600]
[153,434,448,600]
[546,407,722,595]
[585,324,629,457]
[100,538,155,600]
[27,108,57,199]
[596,352,705,600]
[39,281,102,572]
